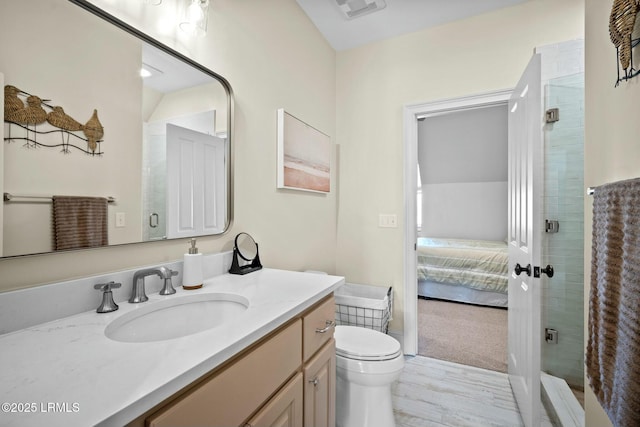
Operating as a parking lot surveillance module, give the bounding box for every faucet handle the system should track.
[160,269,178,296]
[94,281,121,313]
[94,281,121,292]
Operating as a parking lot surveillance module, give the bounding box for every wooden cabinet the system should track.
[245,373,303,427]
[302,296,336,360]
[146,320,302,427]
[302,296,336,427]
[136,295,336,427]
[304,339,336,427]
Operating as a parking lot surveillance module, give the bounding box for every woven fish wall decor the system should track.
[609,0,640,86]
[3,85,105,155]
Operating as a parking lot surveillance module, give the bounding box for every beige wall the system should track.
[335,0,584,331]
[584,1,640,426]
[0,0,336,291]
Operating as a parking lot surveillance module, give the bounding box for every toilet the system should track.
[334,325,404,427]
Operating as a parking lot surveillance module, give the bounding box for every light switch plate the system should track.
[379,214,397,228]
[115,212,126,228]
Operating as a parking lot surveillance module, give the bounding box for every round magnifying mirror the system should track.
[236,232,258,261]
[230,232,262,275]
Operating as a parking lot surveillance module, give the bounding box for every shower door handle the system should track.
[149,213,159,228]
[514,263,531,276]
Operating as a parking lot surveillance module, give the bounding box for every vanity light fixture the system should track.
[179,0,210,37]
[142,0,163,5]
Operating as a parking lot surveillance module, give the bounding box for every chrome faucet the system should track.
[130,267,176,303]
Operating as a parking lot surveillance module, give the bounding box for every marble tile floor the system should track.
[392,356,553,427]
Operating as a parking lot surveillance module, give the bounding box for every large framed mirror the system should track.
[0,0,232,258]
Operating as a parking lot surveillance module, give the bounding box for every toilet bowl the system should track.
[334,325,404,427]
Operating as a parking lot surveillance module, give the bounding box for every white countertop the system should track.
[0,269,344,427]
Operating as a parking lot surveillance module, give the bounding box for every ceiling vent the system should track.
[335,0,386,20]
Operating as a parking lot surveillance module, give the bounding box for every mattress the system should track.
[418,280,508,307]
[417,237,509,294]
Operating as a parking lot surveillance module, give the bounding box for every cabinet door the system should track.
[304,339,336,427]
[246,372,303,427]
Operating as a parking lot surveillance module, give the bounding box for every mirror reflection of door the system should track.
[165,123,226,238]
[142,111,217,241]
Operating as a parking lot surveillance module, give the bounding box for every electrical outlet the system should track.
[115,212,126,228]
[379,214,397,228]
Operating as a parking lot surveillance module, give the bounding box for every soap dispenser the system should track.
[183,238,203,290]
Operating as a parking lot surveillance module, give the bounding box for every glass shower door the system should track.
[540,72,585,420]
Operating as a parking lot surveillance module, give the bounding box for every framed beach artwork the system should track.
[277,108,331,193]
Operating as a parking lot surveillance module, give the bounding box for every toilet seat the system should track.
[335,325,402,361]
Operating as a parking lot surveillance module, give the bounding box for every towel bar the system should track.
[3,192,115,203]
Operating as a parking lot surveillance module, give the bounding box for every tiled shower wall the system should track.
[541,72,585,388]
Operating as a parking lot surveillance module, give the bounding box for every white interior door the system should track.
[166,124,226,238]
[507,53,542,427]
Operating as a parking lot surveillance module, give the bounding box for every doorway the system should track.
[415,103,510,372]
[403,89,512,356]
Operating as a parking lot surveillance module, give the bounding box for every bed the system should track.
[417,237,509,307]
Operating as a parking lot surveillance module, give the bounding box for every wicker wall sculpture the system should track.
[609,0,640,86]
[3,85,104,155]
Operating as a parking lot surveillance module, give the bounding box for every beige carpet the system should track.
[418,298,508,372]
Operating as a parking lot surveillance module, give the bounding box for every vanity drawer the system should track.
[147,319,302,427]
[302,296,335,361]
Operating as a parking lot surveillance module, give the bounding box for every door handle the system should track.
[534,265,554,278]
[540,265,554,278]
[514,263,532,276]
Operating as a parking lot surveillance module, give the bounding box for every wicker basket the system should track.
[335,283,393,334]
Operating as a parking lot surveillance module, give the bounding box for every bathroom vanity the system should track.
[135,294,336,427]
[0,268,343,427]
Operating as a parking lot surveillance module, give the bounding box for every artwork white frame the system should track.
[276,108,331,193]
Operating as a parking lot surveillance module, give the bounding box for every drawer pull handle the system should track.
[309,377,319,387]
[315,320,335,334]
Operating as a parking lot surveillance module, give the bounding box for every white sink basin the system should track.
[105,293,249,343]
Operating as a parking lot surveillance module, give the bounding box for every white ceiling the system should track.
[295,0,530,51]
[142,43,214,93]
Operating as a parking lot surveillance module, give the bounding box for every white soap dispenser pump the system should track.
[183,238,203,290]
